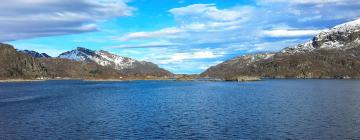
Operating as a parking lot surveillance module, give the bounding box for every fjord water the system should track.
[0,80,360,139]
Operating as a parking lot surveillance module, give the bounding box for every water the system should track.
[0,80,360,139]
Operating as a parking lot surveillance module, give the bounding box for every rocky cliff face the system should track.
[59,47,173,77]
[201,19,360,80]
[0,43,47,79]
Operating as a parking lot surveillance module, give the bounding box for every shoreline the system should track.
[0,79,46,83]
[1,77,359,83]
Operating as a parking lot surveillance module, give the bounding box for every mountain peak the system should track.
[76,47,91,51]
[58,47,173,76]
[17,49,51,58]
[76,47,96,55]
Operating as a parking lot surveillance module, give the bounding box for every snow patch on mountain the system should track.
[333,18,360,30]
[58,49,87,61]
[282,18,360,54]
[95,50,136,70]
[229,53,275,66]
[58,47,137,70]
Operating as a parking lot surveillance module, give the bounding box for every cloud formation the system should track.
[157,50,224,65]
[262,29,324,38]
[258,0,356,4]
[119,3,255,43]
[116,0,360,73]
[0,0,134,42]
[169,4,245,21]
[120,28,184,41]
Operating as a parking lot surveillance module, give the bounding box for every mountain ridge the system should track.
[17,49,51,58]
[0,43,47,79]
[58,47,173,77]
[201,18,360,80]
[0,44,173,80]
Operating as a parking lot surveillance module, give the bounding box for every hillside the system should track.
[58,47,173,77]
[201,19,360,80]
[0,43,46,79]
[0,44,172,80]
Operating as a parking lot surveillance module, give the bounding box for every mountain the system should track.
[17,50,51,58]
[58,47,173,77]
[39,58,123,80]
[0,43,124,80]
[201,19,360,80]
[0,43,47,79]
[0,44,173,80]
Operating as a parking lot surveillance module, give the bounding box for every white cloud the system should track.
[119,4,253,42]
[257,0,360,22]
[193,51,220,59]
[113,3,360,73]
[120,28,184,41]
[156,50,223,65]
[111,46,228,74]
[169,4,244,21]
[262,29,324,37]
[258,0,354,5]
[0,0,134,42]
[111,40,181,48]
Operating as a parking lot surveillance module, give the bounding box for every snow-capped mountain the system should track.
[58,47,173,76]
[0,43,125,80]
[17,50,51,58]
[202,18,360,79]
[58,47,137,70]
[282,18,360,54]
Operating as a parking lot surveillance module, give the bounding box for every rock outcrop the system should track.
[0,43,46,79]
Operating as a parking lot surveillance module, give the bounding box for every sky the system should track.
[3,0,360,74]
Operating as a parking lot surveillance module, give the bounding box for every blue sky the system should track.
[3,0,360,74]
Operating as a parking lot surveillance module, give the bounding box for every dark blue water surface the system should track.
[0,80,360,139]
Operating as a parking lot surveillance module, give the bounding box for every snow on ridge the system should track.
[59,50,87,61]
[282,18,360,54]
[233,53,275,64]
[314,18,360,42]
[334,18,360,29]
[95,50,136,70]
[58,48,139,70]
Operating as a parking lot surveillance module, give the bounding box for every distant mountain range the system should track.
[0,44,173,80]
[201,18,360,80]
[3,18,360,81]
